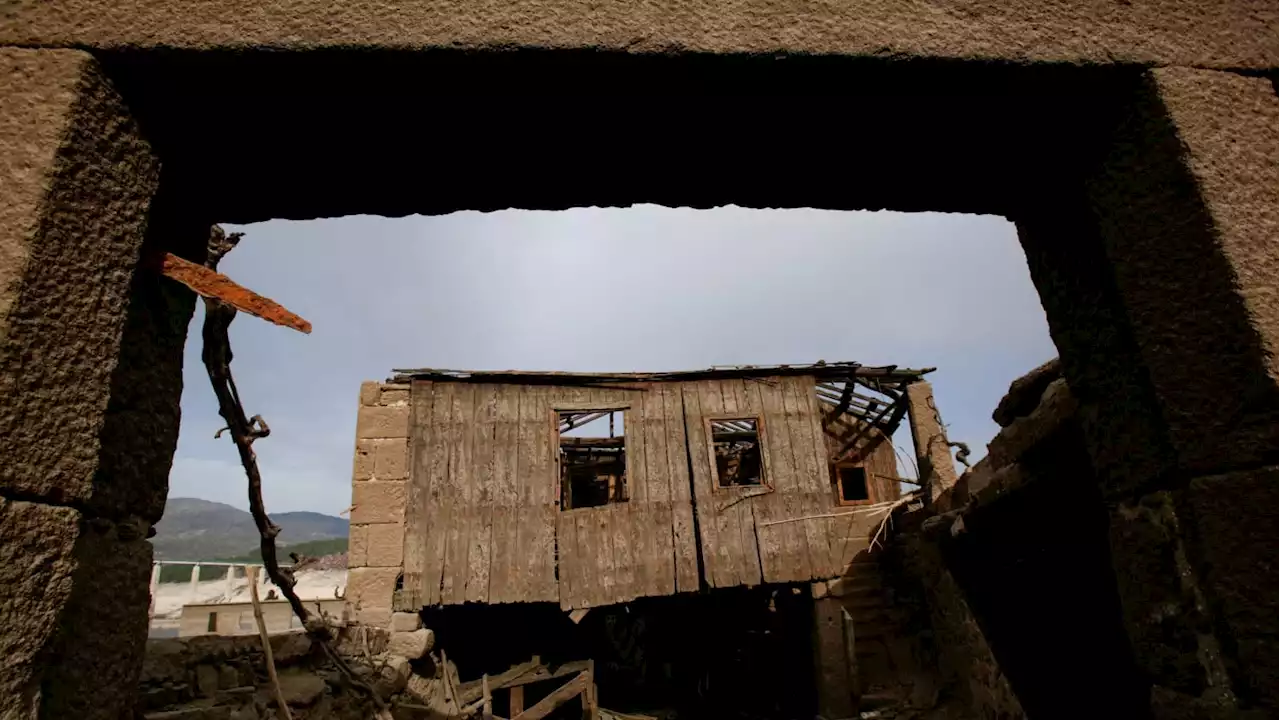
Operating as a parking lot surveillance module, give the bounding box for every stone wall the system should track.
[138,627,392,720]
[347,382,411,627]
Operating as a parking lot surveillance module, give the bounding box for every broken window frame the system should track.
[705,414,771,491]
[831,463,875,506]
[553,403,631,511]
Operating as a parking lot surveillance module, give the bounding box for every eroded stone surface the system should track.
[0,1,1273,68]
[0,48,164,520]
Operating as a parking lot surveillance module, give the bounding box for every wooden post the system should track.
[248,566,293,719]
[509,686,524,716]
[148,562,161,619]
[812,589,856,720]
[482,673,493,720]
[583,660,599,720]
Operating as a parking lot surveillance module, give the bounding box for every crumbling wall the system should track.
[347,381,411,627]
[138,627,394,719]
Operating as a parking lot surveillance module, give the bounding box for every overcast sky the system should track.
[168,206,1057,515]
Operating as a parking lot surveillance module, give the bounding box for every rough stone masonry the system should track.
[0,2,1274,718]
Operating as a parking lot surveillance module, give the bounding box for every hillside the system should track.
[152,497,348,561]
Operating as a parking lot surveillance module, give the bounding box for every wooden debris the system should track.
[248,566,293,720]
[512,672,589,720]
[568,608,590,624]
[151,250,312,334]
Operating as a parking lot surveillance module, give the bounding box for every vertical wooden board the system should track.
[420,382,455,605]
[662,384,699,593]
[442,383,477,605]
[557,509,578,610]
[699,381,742,588]
[681,382,717,589]
[514,384,540,603]
[641,386,673,597]
[745,380,781,583]
[487,385,521,604]
[784,377,834,578]
[611,502,636,604]
[721,376,757,584]
[573,509,593,607]
[528,386,558,602]
[593,505,616,607]
[465,385,499,604]
[756,380,810,584]
[624,389,650,599]
[401,381,434,608]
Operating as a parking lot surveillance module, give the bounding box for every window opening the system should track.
[206,612,218,633]
[710,417,764,488]
[834,465,871,505]
[558,409,627,510]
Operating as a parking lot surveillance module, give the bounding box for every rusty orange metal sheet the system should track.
[150,252,312,334]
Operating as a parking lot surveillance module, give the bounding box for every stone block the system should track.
[195,664,219,697]
[364,522,405,568]
[1108,491,1215,695]
[352,439,375,481]
[387,628,435,660]
[376,655,412,697]
[390,612,422,633]
[348,524,369,568]
[360,381,381,406]
[277,671,325,706]
[1087,68,1277,478]
[0,48,169,522]
[373,438,410,480]
[379,385,410,406]
[992,357,1063,427]
[351,481,406,525]
[984,379,1078,469]
[357,405,410,440]
[347,567,399,625]
[1183,467,1278,708]
[0,497,154,718]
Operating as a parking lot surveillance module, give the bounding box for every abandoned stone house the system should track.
[342,362,962,715]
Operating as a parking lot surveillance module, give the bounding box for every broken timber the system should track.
[149,251,312,334]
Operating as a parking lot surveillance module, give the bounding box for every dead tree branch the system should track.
[198,227,391,717]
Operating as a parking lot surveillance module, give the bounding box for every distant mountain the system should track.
[152,498,348,561]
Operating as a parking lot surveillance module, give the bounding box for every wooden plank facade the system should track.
[399,374,900,610]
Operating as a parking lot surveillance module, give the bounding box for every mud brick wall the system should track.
[346,382,410,627]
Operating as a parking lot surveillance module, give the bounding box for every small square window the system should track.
[835,465,871,505]
[558,409,627,510]
[207,612,218,633]
[710,417,764,488]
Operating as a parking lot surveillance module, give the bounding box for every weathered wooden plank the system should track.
[401,380,434,609]
[662,383,698,594]
[785,377,834,579]
[515,385,540,603]
[757,379,811,584]
[592,502,616,607]
[557,508,579,610]
[527,386,558,602]
[610,496,636,604]
[624,389,650,599]
[511,672,588,720]
[421,382,454,605]
[443,383,478,605]
[724,379,762,587]
[466,385,499,604]
[699,380,740,588]
[574,509,592,607]
[681,382,718,589]
[488,385,522,604]
[642,386,674,597]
